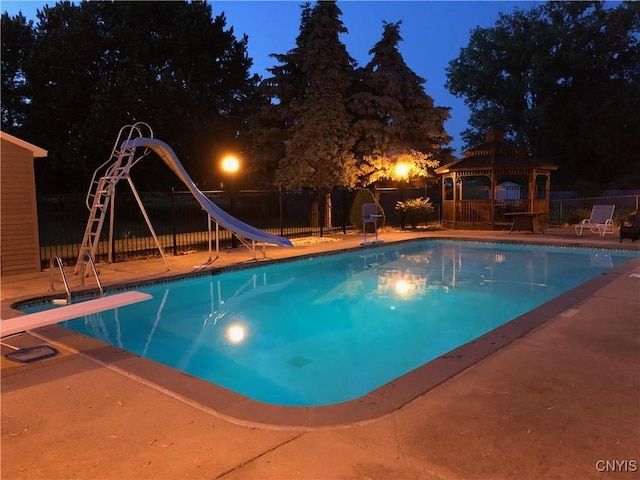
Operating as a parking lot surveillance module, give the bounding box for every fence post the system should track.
[319,189,325,237]
[171,188,177,256]
[342,188,347,234]
[279,188,284,237]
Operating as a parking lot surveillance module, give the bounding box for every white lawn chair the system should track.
[361,203,383,245]
[575,205,616,236]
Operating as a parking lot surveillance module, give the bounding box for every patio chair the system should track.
[361,203,383,245]
[575,205,616,236]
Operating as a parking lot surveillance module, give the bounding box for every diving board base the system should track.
[1,291,153,337]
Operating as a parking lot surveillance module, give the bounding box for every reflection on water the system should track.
[62,241,634,407]
[323,243,553,306]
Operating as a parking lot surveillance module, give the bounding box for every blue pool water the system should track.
[24,240,636,406]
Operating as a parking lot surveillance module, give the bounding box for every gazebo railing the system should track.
[459,200,492,223]
[445,199,529,225]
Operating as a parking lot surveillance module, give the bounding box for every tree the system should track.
[351,21,453,187]
[446,0,640,185]
[240,3,315,188]
[250,6,453,190]
[1,12,35,129]
[257,1,357,190]
[2,1,258,192]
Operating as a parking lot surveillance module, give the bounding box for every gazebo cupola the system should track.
[435,130,558,229]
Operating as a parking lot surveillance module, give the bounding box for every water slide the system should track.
[125,137,293,249]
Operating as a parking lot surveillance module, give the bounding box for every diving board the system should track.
[1,291,153,337]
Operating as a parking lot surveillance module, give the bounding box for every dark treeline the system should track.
[2,1,637,193]
[446,0,640,186]
[2,1,258,192]
[1,1,452,193]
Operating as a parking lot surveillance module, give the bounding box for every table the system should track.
[504,212,546,234]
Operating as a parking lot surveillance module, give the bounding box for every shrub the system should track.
[350,188,384,231]
[566,208,592,225]
[395,197,434,228]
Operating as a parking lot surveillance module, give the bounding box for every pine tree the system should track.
[241,3,314,188]
[351,21,452,187]
[261,1,357,189]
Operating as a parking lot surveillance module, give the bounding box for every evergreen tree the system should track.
[240,3,315,188]
[257,1,357,189]
[351,21,452,187]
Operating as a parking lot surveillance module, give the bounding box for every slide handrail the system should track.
[86,122,154,210]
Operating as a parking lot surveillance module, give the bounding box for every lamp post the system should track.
[221,155,240,248]
[395,162,410,229]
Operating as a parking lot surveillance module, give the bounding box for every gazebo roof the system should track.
[436,130,557,174]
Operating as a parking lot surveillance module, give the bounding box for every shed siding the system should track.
[1,139,42,275]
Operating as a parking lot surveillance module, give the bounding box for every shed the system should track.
[1,131,47,275]
[435,130,558,229]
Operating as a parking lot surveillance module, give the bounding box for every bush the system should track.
[396,197,434,228]
[350,188,384,231]
[566,208,592,225]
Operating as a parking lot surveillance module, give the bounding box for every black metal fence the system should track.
[37,187,436,268]
[548,194,639,226]
[36,185,637,268]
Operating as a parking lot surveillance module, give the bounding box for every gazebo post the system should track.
[490,162,496,229]
[529,170,536,212]
[452,172,458,227]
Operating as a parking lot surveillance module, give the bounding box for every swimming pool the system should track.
[23,240,637,407]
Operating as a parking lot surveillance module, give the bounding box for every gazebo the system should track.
[435,130,558,229]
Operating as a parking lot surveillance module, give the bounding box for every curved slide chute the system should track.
[126,137,293,249]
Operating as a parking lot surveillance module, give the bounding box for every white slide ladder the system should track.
[75,123,169,274]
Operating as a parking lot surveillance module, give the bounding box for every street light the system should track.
[221,155,240,248]
[221,155,239,176]
[395,162,410,229]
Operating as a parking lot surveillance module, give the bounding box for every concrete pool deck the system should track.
[2,227,639,479]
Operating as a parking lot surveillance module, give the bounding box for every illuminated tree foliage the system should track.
[351,21,452,187]
[446,0,640,185]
